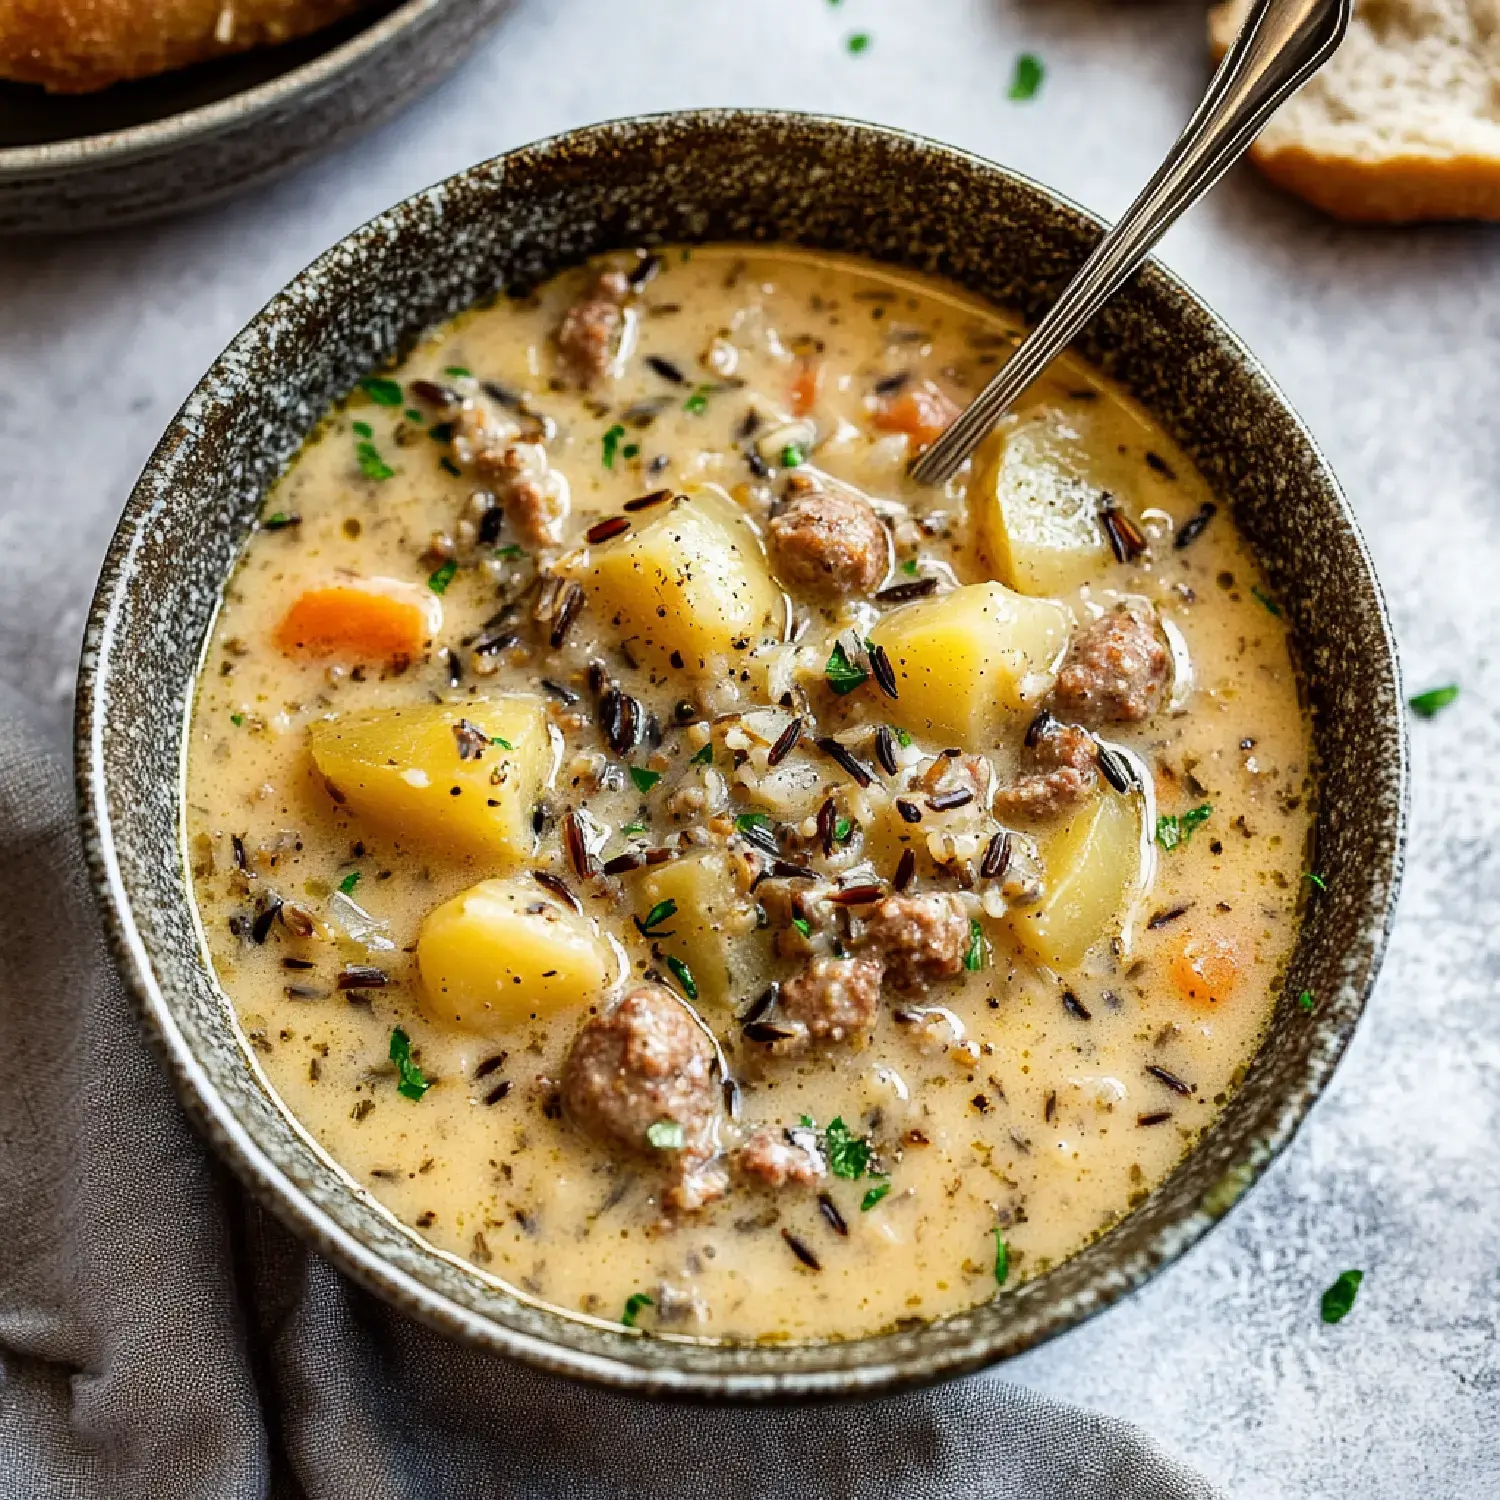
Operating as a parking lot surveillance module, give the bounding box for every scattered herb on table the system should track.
[1320,1268,1363,1324]
[825,641,869,695]
[861,1183,892,1212]
[389,1027,431,1101]
[846,31,871,53]
[629,766,661,794]
[994,1228,1010,1285]
[338,870,361,895]
[825,1116,874,1179]
[1156,803,1212,851]
[356,439,394,482]
[646,1120,685,1150]
[427,559,458,594]
[665,955,698,1000]
[360,376,403,407]
[621,1292,653,1328]
[1008,52,1044,101]
[601,423,626,468]
[1408,684,1459,719]
[963,918,989,972]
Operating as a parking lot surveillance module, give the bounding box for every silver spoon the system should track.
[910,0,1351,487]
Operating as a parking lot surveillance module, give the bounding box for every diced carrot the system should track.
[1167,931,1241,1008]
[790,360,821,417]
[275,580,437,661]
[873,380,959,447]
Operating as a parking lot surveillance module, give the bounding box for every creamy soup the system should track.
[185,246,1313,1343]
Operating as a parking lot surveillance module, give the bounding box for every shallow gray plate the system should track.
[76,110,1407,1401]
[0,0,507,236]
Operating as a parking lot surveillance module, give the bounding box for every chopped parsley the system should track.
[622,442,641,460]
[861,1183,892,1212]
[646,1120,685,1150]
[833,816,853,842]
[1008,52,1044,101]
[490,734,513,750]
[682,387,712,416]
[621,820,649,838]
[735,811,774,834]
[825,641,869,695]
[963,917,989,972]
[621,1292,653,1328]
[360,376,403,407]
[404,408,424,424]
[825,1116,874,1179]
[1303,871,1327,892]
[230,712,245,727]
[495,543,525,561]
[439,457,461,477]
[1156,803,1212,851]
[1320,1268,1363,1324]
[389,1027,431,1101]
[356,440,394,481]
[846,31,871,53]
[994,1228,1010,1285]
[629,766,662,794]
[261,511,297,530]
[338,870,362,895]
[780,444,806,468]
[427,559,458,594]
[352,420,373,438]
[690,742,714,766]
[1409,684,1459,719]
[1298,989,1316,1012]
[637,898,678,936]
[891,725,913,748]
[664,954,698,1000]
[443,365,472,379]
[901,557,919,576]
[1251,585,1283,617]
[602,423,626,468]
[791,916,812,939]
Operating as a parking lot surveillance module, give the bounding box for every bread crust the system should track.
[0,0,369,92]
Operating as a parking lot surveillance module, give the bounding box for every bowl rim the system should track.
[0,0,446,178]
[75,107,1408,1399]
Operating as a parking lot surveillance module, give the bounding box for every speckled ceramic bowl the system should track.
[76,111,1407,1400]
[0,0,509,236]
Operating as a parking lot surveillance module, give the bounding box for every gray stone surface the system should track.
[0,1,1493,1493]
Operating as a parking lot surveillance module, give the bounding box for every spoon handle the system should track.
[910,0,1351,487]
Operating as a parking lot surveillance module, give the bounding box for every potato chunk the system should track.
[867,582,1070,750]
[631,850,761,1009]
[971,412,1111,596]
[417,878,611,1034]
[308,697,552,861]
[1009,786,1146,969]
[584,489,783,676]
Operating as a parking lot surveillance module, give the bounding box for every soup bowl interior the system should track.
[77,110,1405,1399]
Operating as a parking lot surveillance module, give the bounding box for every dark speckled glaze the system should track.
[75,112,1407,1400]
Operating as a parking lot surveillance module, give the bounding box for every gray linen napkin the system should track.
[0,681,1223,1500]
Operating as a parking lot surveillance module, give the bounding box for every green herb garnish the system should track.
[1008,52,1044,101]
[602,423,626,468]
[443,365,472,379]
[994,1227,1010,1285]
[356,440,394,481]
[825,1116,874,1179]
[901,557,919,576]
[360,376,403,407]
[404,408,424,424]
[261,511,296,530]
[963,918,989,972]
[665,955,698,1000]
[735,811,774,834]
[1320,1268,1363,1324]
[891,725,912,748]
[621,1292,653,1327]
[621,820,649,838]
[861,1183,891,1212]
[491,734,513,750]
[646,1120,685,1150]
[629,766,662,794]
[495,543,525,561]
[338,870,361,895]
[780,444,806,468]
[833,816,852,842]
[622,442,641,460]
[1251,585,1283,617]
[1156,803,1212,851]
[791,916,812,939]
[439,457,461,477]
[230,713,245,727]
[638,898,678,936]
[682,387,711,416]
[352,420,373,438]
[825,641,869,696]
[690,743,714,766]
[1298,989,1316,1012]
[427,559,458,594]
[1409,684,1459,719]
[389,1027,430,1101]
[846,31,871,53]
[1303,872,1327,892]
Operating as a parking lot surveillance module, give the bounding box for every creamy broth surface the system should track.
[186,247,1313,1342]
